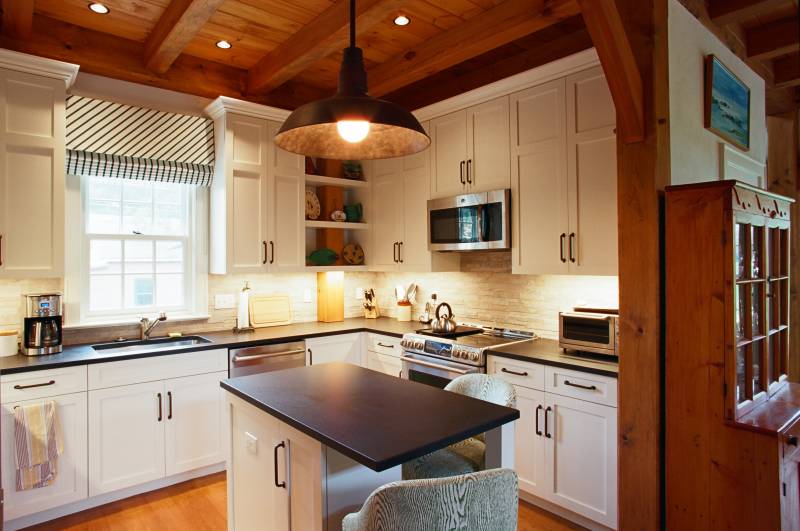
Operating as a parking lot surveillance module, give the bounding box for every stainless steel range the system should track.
[400,326,536,388]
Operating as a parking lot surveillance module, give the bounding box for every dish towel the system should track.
[14,401,63,491]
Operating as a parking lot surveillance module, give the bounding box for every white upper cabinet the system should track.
[0,69,67,277]
[511,67,617,275]
[430,96,510,199]
[370,157,404,270]
[268,121,305,271]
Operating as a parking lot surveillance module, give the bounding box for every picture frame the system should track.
[704,54,750,151]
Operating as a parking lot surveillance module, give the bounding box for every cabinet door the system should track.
[430,110,468,199]
[400,163,433,271]
[165,371,227,476]
[512,385,547,499]
[227,114,269,273]
[269,172,304,271]
[371,161,404,270]
[284,423,324,531]
[545,393,617,528]
[510,79,569,274]
[88,381,166,496]
[306,334,362,366]
[467,96,510,193]
[566,67,618,275]
[0,70,65,277]
[229,397,288,531]
[366,350,403,378]
[1,392,88,520]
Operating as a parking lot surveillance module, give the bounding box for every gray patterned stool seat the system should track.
[342,468,519,531]
[402,374,516,481]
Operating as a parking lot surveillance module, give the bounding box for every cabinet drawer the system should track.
[487,356,545,391]
[545,366,617,407]
[783,417,800,462]
[89,349,227,390]
[367,334,402,357]
[1,366,87,403]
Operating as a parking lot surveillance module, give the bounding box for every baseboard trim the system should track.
[4,463,226,531]
[519,489,614,531]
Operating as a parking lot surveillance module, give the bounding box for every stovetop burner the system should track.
[415,326,484,339]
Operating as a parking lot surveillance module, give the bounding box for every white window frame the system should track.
[64,174,209,327]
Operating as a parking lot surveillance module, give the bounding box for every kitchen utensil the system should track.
[419,293,437,324]
[342,243,365,265]
[405,283,417,303]
[395,285,405,302]
[249,294,292,328]
[363,288,379,318]
[396,301,412,322]
[431,302,457,334]
[305,190,321,220]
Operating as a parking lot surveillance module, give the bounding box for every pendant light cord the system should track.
[350,0,356,48]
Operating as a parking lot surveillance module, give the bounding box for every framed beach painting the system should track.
[704,54,750,151]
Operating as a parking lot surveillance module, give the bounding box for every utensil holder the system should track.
[396,304,412,322]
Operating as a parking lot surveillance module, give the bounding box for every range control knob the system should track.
[469,351,479,362]
[400,339,409,348]
[415,340,424,350]
[453,347,463,358]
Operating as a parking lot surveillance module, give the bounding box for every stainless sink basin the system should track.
[92,336,212,355]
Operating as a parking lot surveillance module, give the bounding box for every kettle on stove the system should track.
[431,302,457,334]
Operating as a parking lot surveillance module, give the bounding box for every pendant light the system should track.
[274,0,430,160]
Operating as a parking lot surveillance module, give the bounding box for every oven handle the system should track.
[231,348,306,363]
[401,355,471,374]
[563,313,613,321]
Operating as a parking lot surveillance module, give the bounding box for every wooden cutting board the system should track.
[248,294,292,328]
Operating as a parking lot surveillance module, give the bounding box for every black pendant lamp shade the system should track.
[274,1,430,160]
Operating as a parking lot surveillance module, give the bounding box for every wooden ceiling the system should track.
[0,0,592,110]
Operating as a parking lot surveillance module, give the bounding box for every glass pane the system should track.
[735,223,746,279]
[735,284,745,340]
[90,275,121,311]
[153,202,185,236]
[122,202,153,234]
[90,240,121,274]
[123,180,153,203]
[124,275,154,307]
[751,284,762,336]
[156,241,183,273]
[767,335,775,386]
[153,183,182,205]
[86,199,121,234]
[89,177,121,201]
[751,226,762,278]
[156,274,183,307]
[124,241,153,274]
[752,341,763,396]
[736,345,746,404]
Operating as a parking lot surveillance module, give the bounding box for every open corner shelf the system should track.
[305,220,370,230]
[304,174,369,189]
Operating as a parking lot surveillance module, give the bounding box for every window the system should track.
[82,176,195,318]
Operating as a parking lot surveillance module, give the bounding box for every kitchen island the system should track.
[221,363,519,531]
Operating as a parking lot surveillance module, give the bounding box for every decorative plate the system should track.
[342,243,365,265]
[305,190,320,220]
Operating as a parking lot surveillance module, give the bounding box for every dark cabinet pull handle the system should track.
[564,380,597,391]
[398,242,403,263]
[398,370,403,378]
[308,348,313,365]
[0,233,3,266]
[545,406,552,438]
[393,242,398,263]
[262,241,268,265]
[535,404,543,436]
[14,380,55,390]
[788,435,798,447]
[377,343,395,348]
[269,241,275,264]
[167,391,173,420]
[568,233,576,263]
[274,441,286,488]
[460,160,466,185]
[559,233,567,263]
[466,159,472,184]
[157,392,163,422]
[501,367,528,377]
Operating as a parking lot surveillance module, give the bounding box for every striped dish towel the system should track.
[14,401,63,491]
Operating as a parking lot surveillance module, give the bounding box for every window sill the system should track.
[64,314,211,331]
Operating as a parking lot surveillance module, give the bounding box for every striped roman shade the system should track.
[66,95,215,187]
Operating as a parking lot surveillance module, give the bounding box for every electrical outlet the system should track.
[215,293,236,309]
[303,288,313,303]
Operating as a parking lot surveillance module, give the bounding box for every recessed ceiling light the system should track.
[393,15,410,26]
[88,2,110,14]
[216,40,232,49]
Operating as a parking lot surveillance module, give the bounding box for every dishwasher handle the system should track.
[231,348,306,363]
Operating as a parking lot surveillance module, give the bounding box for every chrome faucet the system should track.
[140,312,167,340]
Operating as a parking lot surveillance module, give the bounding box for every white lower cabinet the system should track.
[306,334,362,366]
[488,355,618,529]
[1,392,88,520]
[366,350,403,378]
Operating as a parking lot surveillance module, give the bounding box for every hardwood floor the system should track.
[24,472,581,530]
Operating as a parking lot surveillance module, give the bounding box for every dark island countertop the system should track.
[221,363,520,472]
[488,338,618,378]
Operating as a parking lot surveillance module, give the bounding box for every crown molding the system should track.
[204,96,291,122]
[0,49,79,88]
[412,48,600,121]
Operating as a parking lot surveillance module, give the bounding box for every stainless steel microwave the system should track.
[559,311,619,357]
[427,189,510,251]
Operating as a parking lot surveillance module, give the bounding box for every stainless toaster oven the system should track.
[559,311,618,357]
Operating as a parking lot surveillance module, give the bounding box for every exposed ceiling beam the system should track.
[708,0,786,26]
[144,0,226,74]
[576,0,644,143]
[747,16,799,60]
[367,0,581,97]
[774,53,800,88]
[247,0,408,94]
[1,0,34,39]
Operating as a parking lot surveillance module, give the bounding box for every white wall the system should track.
[668,0,767,186]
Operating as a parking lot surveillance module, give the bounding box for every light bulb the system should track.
[337,120,370,143]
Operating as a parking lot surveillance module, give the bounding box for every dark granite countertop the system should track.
[488,338,619,378]
[221,363,519,471]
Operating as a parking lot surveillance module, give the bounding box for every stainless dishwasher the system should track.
[229,340,306,377]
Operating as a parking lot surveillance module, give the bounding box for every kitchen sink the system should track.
[92,335,212,355]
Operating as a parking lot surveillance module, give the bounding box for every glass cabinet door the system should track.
[766,227,790,392]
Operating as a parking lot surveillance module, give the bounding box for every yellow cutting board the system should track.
[248,294,292,328]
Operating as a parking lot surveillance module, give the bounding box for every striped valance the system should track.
[66,95,215,187]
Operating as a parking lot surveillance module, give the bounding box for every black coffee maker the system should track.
[23,293,63,356]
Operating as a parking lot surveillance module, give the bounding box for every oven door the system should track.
[401,352,482,389]
[428,189,510,251]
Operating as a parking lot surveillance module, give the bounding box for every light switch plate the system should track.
[245,431,258,454]
[215,293,236,309]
